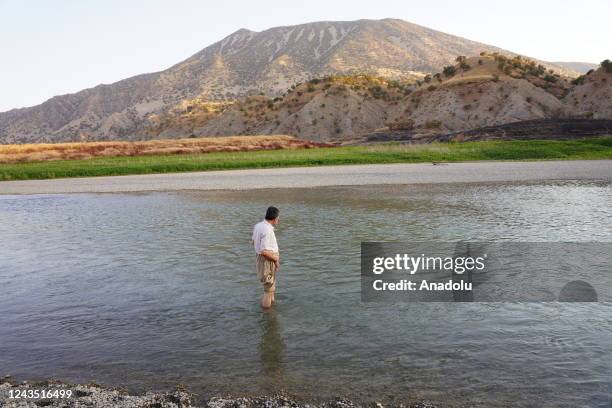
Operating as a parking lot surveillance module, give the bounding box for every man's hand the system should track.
[274,259,280,272]
[261,249,279,263]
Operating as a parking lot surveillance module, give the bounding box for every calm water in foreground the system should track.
[1,181,611,407]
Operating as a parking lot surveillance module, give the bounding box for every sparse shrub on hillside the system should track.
[510,56,526,69]
[601,59,612,73]
[387,119,414,130]
[427,85,437,91]
[544,74,558,83]
[571,75,587,85]
[443,65,456,77]
[369,85,387,99]
[433,73,442,82]
[494,54,507,64]
[424,74,432,83]
[586,69,595,75]
[526,63,545,77]
[463,104,472,110]
[455,56,467,63]
[478,59,483,65]
[307,84,316,92]
[460,62,471,71]
[423,120,441,129]
[502,65,512,75]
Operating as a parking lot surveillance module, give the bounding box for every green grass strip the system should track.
[1,137,611,181]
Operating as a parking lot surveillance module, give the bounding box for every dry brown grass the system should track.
[0,135,333,164]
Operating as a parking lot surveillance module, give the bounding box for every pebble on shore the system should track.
[0,378,439,408]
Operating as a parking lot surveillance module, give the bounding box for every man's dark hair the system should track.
[265,206,280,220]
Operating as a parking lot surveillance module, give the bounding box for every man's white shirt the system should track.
[252,220,279,254]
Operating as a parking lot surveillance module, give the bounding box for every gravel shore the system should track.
[0,378,437,408]
[1,160,611,195]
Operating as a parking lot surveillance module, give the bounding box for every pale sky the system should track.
[1,0,610,112]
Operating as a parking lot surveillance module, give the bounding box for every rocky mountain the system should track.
[385,54,572,137]
[157,54,610,142]
[188,76,409,141]
[0,18,576,144]
[564,61,612,119]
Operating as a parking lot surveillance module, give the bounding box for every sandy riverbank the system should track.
[1,160,611,195]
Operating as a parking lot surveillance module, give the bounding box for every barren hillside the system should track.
[386,54,573,137]
[564,61,612,119]
[193,76,411,141]
[173,54,603,141]
[0,18,575,144]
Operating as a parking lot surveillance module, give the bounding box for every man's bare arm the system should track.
[260,249,279,262]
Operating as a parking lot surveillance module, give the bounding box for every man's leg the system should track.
[261,291,273,309]
[261,282,275,309]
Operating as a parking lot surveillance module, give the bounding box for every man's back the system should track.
[252,220,278,255]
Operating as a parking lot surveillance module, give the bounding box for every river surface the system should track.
[0,181,611,407]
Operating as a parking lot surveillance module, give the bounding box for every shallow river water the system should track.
[0,181,611,407]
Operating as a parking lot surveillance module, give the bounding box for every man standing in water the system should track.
[252,206,280,309]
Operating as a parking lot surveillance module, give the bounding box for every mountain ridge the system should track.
[551,61,599,74]
[0,18,581,144]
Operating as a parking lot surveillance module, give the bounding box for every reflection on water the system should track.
[0,181,611,407]
[259,310,284,390]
